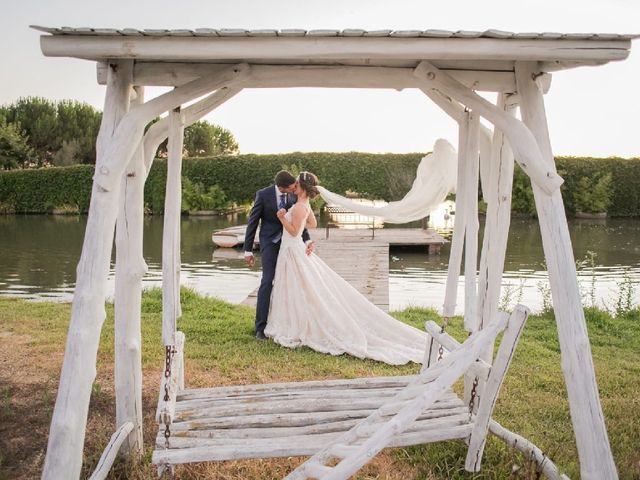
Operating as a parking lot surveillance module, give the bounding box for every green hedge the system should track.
[512,156,640,216]
[1,154,639,216]
[557,157,640,216]
[0,165,93,213]
[144,152,422,213]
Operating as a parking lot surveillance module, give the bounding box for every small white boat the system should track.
[212,232,244,248]
[211,225,255,248]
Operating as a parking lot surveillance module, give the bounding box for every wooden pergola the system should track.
[33,26,636,479]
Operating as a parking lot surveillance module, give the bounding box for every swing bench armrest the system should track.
[424,321,493,381]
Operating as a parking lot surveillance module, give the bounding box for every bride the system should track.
[264,171,427,365]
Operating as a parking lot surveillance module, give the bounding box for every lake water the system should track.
[1,210,639,313]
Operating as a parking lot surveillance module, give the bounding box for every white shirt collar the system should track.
[276,186,289,197]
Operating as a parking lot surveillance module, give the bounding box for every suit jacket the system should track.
[243,185,311,252]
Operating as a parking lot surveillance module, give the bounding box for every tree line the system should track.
[0,97,239,170]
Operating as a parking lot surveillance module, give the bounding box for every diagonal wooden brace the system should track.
[414,61,563,195]
[95,63,250,192]
[142,86,242,176]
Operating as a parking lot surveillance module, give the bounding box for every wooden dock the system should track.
[320,227,446,254]
[242,240,390,311]
[238,227,447,311]
[213,225,447,254]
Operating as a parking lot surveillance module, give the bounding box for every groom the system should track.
[244,170,314,340]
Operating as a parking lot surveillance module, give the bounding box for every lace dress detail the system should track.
[265,203,426,365]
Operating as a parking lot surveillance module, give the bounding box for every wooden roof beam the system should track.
[97,62,552,93]
[41,35,631,64]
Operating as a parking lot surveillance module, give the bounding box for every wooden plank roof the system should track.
[32,26,637,75]
[29,26,640,40]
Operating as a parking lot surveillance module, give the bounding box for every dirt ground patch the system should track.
[0,331,59,479]
[0,331,421,479]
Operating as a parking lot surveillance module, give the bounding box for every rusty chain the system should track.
[163,345,175,401]
[468,376,479,420]
[164,423,171,449]
[163,345,176,449]
[437,316,450,361]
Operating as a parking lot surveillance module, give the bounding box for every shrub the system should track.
[584,306,614,329]
[182,178,230,212]
[51,203,80,215]
[510,157,640,217]
[0,200,15,214]
[511,165,537,216]
[0,117,34,169]
[572,173,613,214]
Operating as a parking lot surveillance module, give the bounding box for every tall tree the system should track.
[0,97,58,165]
[55,100,101,164]
[0,99,240,168]
[0,116,33,170]
[183,121,239,156]
[0,97,101,166]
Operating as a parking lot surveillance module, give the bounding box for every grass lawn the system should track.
[0,289,638,479]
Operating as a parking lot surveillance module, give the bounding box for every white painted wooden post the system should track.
[462,111,480,332]
[465,94,517,409]
[515,61,617,480]
[441,117,468,317]
[438,108,479,324]
[162,107,185,344]
[478,124,494,204]
[113,85,146,458]
[459,111,481,410]
[476,94,517,332]
[42,60,133,480]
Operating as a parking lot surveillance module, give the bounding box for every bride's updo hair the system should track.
[298,171,319,199]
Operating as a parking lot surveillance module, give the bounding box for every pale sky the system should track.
[1,0,639,157]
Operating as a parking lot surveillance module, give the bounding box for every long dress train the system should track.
[265,203,427,365]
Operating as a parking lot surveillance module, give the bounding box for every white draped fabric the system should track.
[317,138,458,223]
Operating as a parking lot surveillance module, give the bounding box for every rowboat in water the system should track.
[212,225,262,249]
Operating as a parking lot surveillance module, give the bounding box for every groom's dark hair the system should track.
[274,170,296,187]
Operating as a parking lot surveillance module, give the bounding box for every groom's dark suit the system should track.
[244,185,310,335]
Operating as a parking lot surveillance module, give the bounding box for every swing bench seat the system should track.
[152,376,471,466]
[152,305,533,478]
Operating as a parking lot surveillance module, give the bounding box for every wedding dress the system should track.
[265,202,427,365]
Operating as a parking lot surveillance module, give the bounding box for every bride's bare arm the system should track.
[278,204,307,236]
[306,209,317,229]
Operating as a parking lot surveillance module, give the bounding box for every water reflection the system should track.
[389,217,640,313]
[0,213,638,313]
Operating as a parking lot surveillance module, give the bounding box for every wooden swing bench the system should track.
[152,305,563,479]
